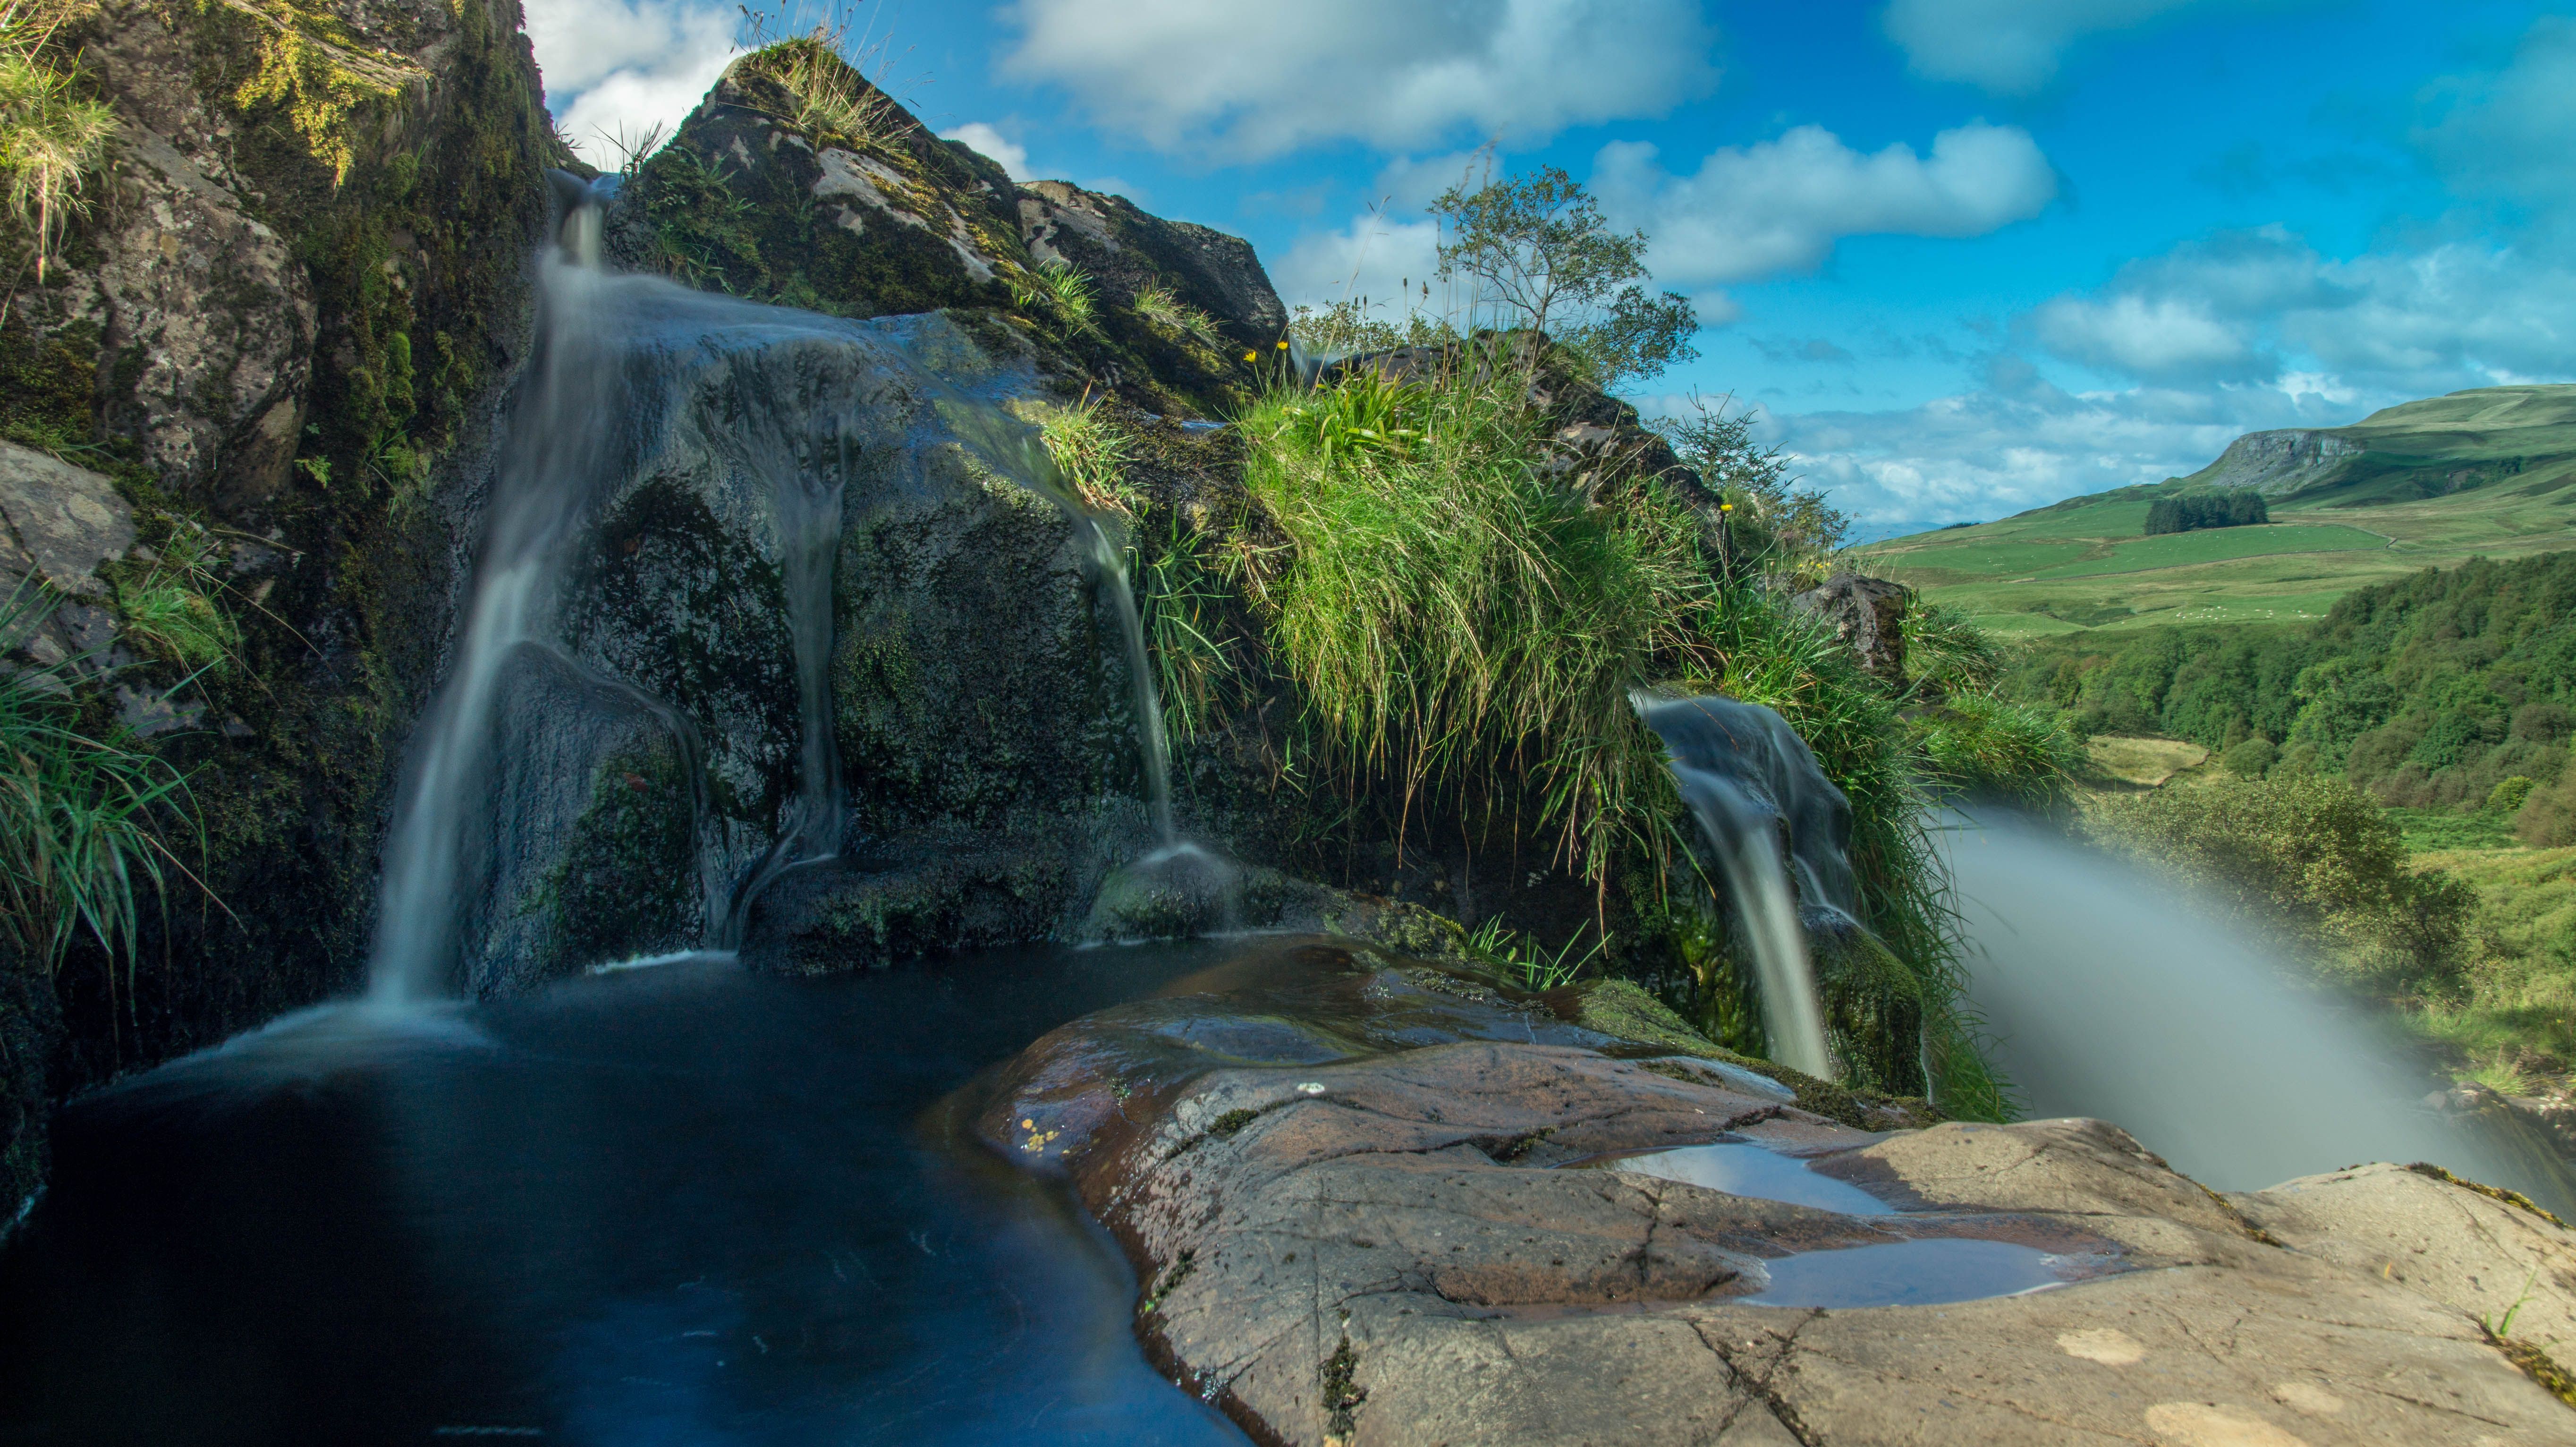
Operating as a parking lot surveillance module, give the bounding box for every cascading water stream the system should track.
[369,183,624,1004]
[1636,694,1850,1079]
[1079,518,1177,848]
[1942,809,2576,1212]
[371,173,875,997]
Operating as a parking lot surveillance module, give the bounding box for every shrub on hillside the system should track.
[2517,770,2576,848]
[2221,736,2277,777]
[2085,772,2471,987]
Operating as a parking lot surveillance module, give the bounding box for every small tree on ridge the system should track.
[1431,166,1699,392]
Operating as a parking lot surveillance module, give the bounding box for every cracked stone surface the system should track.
[970,938,2576,1445]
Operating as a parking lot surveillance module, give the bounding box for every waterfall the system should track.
[369,179,624,1003]
[1636,694,1849,1079]
[1942,809,2576,1211]
[1078,518,1176,848]
[372,175,869,999]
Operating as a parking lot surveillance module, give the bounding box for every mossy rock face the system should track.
[831,445,1124,834]
[6,0,561,1095]
[0,945,59,1234]
[748,827,1084,975]
[468,655,704,992]
[1812,921,1932,1097]
[607,57,1027,321]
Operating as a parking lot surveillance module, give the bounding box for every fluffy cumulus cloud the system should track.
[941,123,1032,181]
[1774,225,2576,533]
[2025,224,2576,395]
[1270,214,1446,318]
[525,0,737,158]
[1882,0,2232,94]
[1591,123,2057,287]
[998,0,1717,160]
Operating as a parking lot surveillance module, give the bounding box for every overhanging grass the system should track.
[1228,351,2010,1114]
[1233,357,1718,890]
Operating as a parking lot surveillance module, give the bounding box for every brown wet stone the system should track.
[963,940,2576,1444]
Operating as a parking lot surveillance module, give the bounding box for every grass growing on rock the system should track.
[1227,345,2018,1115]
[1233,354,1718,889]
[0,587,200,1015]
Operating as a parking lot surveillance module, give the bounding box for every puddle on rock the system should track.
[1742,1237,2068,1308]
[1593,1141,1892,1215]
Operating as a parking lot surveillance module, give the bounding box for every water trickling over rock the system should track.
[1636,693,1856,1078]
[370,177,1171,998]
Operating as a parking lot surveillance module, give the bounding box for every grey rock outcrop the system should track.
[974,941,2576,1445]
[0,442,132,599]
[1017,179,1285,342]
[1790,573,1910,688]
[2184,427,2365,497]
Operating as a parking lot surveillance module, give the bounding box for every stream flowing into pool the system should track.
[0,947,1250,1447]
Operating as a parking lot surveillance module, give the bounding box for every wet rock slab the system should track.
[969,938,2576,1445]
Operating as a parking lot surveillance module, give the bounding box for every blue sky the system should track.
[526,0,2576,537]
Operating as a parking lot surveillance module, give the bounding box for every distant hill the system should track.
[1868,384,2576,636]
[2180,385,2576,502]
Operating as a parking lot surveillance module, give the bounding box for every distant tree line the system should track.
[2000,550,2576,838]
[2144,489,2267,535]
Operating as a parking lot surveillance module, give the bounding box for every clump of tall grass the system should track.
[1006,258,1102,341]
[0,585,199,1021]
[1133,283,1221,348]
[1232,347,1722,891]
[1228,348,2012,1113]
[739,29,898,152]
[1034,390,1133,512]
[1463,915,1605,990]
[0,0,112,280]
[114,529,237,673]
[1137,523,1237,749]
[1910,694,2082,809]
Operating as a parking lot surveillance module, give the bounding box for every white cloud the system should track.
[941,123,1031,181]
[1270,214,1446,315]
[2025,224,2576,393]
[1770,365,2349,534]
[1882,0,2221,94]
[998,0,1718,160]
[1375,151,1502,211]
[526,0,738,159]
[2029,294,2256,378]
[1591,123,2057,286]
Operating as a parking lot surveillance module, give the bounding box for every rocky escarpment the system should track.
[2181,428,2365,497]
[973,941,2576,1445]
[0,0,564,1212]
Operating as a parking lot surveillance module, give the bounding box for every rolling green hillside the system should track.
[1869,384,2576,636]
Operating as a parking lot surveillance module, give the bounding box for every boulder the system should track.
[971,940,2576,1445]
[0,442,133,600]
[1791,573,1911,688]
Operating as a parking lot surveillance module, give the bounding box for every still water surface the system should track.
[0,947,1251,1446]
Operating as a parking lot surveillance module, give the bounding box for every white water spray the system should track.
[1944,809,2576,1209]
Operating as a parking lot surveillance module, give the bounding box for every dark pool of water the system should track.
[0,947,1252,1447]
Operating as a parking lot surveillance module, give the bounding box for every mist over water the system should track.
[1942,809,2576,1212]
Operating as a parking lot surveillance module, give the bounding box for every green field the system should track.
[1870,384,2576,636]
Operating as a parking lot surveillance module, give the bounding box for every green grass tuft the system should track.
[1007,259,1104,341]
[0,584,201,1015]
